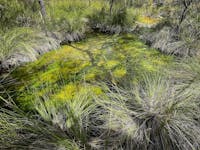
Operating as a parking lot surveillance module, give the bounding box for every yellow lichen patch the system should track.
[137,16,161,25]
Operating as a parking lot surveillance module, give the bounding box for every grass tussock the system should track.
[0,27,58,62]
[172,58,200,98]
[0,107,80,150]
[35,85,99,148]
[94,74,200,149]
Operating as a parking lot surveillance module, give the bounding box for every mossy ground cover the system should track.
[11,34,173,111]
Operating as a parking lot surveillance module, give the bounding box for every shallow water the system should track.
[11,33,173,110]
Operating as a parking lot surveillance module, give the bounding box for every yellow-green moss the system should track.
[45,83,103,108]
[104,60,120,70]
[84,73,96,81]
[11,33,173,111]
[113,68,127,78]
[53,83,77,101]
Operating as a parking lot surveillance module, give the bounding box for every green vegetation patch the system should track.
[11,34,173,110]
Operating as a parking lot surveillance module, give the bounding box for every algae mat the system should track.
[12,34,173,110]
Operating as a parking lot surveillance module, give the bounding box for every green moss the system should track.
[11,34,173,111]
